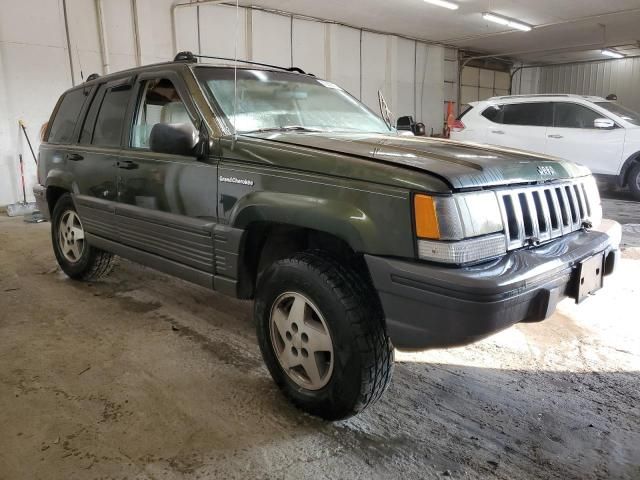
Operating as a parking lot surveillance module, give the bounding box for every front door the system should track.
[545,102,626,175]
[114,71,219,276]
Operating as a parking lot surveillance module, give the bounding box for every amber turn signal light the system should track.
[414,194,440,239]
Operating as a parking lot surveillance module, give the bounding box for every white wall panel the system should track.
[102,0,137,71]
[361,32,388,111]
[175,6,198,54]
[0,0,66,47]
[251,10,291,68]
[135,0,175,64]
[292,19,325,77]
[199,4,248,61]
[67,0,102,82]
[0,0,70,206]
[524,58,640,113]
[415,44,444,135]
[390,37,415,120]
[327,24,360,98]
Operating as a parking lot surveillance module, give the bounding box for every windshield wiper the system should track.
[243,125,324,134]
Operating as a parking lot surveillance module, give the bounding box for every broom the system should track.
[6,154,37,217]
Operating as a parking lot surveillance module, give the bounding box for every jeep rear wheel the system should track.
[51,193,115,281]
[255,251,393,420]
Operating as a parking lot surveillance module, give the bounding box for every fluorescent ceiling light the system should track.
[601,49,624,59]
[424,0,459,10]
[482,12,532,32]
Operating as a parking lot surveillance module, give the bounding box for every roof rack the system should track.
[173,51,309,75]
[86,73,100,82]
[496,94,572,99]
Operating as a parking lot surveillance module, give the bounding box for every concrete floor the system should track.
[1,195,639,479]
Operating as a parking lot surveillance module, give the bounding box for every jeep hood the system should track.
[244,132,590,189]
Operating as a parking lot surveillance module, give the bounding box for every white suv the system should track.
[450,94,640,200]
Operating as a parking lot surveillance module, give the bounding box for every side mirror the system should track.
[396,115,415,131]
[149,123,200,156]
[413,122,426,136]
[594,118,615,129]
[397,116,427,136]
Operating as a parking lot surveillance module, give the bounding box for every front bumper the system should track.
[366,219,621,350]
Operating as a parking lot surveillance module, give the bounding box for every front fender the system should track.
[228,190,413,256]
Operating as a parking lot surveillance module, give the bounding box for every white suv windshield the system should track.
[195,67,391,134]
[594,102,640,126]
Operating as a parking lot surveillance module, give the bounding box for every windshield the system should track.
[594,102,640,126]
[195,67,392,134]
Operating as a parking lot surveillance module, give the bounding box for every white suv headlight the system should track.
[414,192,507,264]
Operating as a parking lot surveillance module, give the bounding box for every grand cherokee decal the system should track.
[219,175,254,186]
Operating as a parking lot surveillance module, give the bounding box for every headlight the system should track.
[414,192,506,264]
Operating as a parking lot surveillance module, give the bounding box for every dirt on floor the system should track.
[0,197,639,479]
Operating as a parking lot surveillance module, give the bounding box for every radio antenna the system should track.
[233,0,239,138]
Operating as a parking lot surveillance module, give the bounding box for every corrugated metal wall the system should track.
[536,58,640,112]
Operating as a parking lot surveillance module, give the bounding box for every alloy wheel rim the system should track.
[269,292,334,391]
[58,210,85,263]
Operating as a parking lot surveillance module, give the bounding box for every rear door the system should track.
[114,70,218,279]
[545,102,625,175]
[71,77,134,241]
[40,85,93,193]
[484,102,552,154]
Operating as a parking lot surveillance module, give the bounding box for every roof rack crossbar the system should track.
[174,51,308,74]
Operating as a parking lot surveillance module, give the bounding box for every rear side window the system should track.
[92,87,131,147]
[503,103,552,127]
[79,85,106,144]
[481,105,503,123]
[47,89,88,144]
[554,103,602,129]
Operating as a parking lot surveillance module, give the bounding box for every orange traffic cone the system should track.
[444,101,455,138]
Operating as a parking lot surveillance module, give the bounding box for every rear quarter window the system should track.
[47,88,88,144]
[481,105,503,123]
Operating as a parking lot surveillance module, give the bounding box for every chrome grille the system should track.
[497,178,600,250]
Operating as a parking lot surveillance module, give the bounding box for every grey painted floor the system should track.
[0,196,638,479]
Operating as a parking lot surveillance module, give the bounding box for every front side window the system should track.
[92,87,131,147]
[594,102,640,126]
[48,88,89,144]
[131,78,194,148]
[554,103,602,129]
[502,103,552,127]
[194,68,391,134]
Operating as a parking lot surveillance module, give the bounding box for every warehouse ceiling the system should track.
[238,0,640,64]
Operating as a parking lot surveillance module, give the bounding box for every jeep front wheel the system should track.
[254,251,393,420]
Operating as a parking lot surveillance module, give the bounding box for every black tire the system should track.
[255,251,393,420]
[628,163,640,201]
[51,193,115,281]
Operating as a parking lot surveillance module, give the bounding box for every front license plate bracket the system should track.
[575,253,604,303]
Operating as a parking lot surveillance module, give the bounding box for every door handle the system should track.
[491,130,505,134]
[548,134,563,139]
[117,160,138,170]
[67,153,84,161]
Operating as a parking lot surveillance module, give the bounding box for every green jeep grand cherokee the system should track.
[34,53,621,420]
